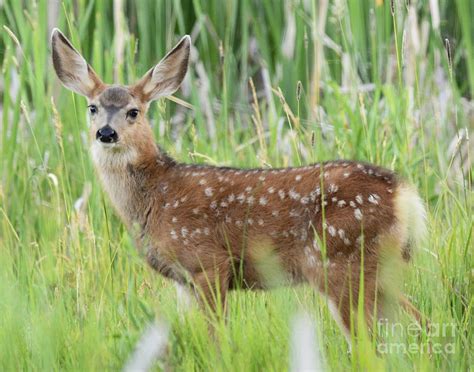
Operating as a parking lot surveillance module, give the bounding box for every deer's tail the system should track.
[393,183,427,262]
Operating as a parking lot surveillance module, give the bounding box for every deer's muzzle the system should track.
[96,125,118,144]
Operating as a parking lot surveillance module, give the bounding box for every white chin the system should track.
[91,142,137,168]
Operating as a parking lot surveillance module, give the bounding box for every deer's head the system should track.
[51,29,190,166]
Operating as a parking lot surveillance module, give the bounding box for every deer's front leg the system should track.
[190,258,230,319]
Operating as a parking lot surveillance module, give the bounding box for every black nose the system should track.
[96,126,118,143]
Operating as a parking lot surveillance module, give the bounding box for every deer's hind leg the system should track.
[303,252,385,342]
[331,256,383,337]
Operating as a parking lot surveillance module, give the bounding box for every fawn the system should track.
[51,29,427,340]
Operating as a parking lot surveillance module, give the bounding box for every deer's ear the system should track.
[51,28,104,98]
[132,35,190,102]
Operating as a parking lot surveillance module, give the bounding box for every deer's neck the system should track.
[91,143,174,229]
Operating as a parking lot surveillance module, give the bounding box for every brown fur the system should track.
[51,29,427,339]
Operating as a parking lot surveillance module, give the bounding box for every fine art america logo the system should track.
[376,319,456,355]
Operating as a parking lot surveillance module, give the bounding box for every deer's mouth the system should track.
[93,139,123,153]
[96,140,119,148]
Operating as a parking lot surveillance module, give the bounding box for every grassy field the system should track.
[0,0,472,370]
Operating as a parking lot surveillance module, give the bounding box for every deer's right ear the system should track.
[132,35,191,102]
[51,28,104,98]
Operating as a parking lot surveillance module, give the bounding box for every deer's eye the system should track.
[126,109,139,120]
[88,105,98,115]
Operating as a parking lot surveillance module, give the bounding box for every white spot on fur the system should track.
[328,184,338,193]
[337,200,346,208]
[268,186,275,194]
[181,227,188,237]
[328,225,336,237]
[289,188,301,201]
[245,186,252,192]
[309,187,321,202]
[228,194,235,202]
[278,190,286,200]
[258,219,264,226]
[368,194,380,204]
[247,195,255,205]
[272,210,279,217]
[192,208,199,215]
[237,193,246,203]
[204,187,214,197]
[300,196,309,205]
[343,172,350,178]
[349,201,356,208]
[172,217,177,223]
[338,229,345,239]
[170,230,178,240]
[354,208,363,220]
[199,179,206,185]
[355,194,363,204]
[295,175,302,181]
[259,196,268,205]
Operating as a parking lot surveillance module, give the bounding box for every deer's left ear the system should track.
[51,28,104,98]
[132,35,190,102]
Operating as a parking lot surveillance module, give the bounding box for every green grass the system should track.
[0,0,472,370]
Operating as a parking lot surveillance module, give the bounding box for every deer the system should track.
[51,28,427,342]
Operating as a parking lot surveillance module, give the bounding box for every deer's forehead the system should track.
[98,86,133,108]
